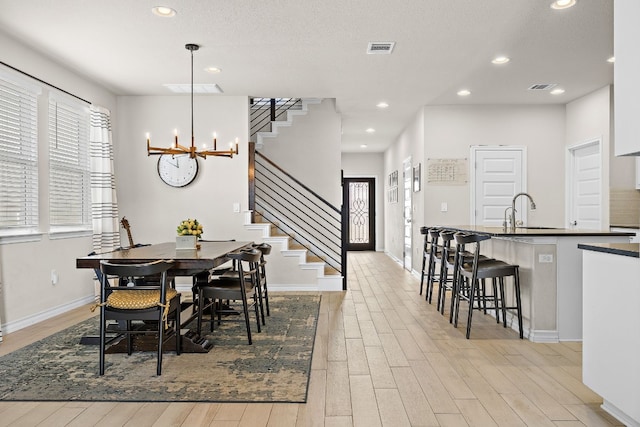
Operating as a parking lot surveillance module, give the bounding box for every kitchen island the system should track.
[436,226,632,342]
[578,242,639,427]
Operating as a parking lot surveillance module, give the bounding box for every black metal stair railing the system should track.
[249,98,302,142]
[253,151,346,288]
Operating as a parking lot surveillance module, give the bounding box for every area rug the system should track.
[0,294,320,403]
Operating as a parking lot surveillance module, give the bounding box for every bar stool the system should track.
[436,230,456,316]
[419,226,431,295]
[425,228,445,303]
[452,232,523,339]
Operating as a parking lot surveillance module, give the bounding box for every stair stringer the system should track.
[255,98,322,149]
[243,211,343,291]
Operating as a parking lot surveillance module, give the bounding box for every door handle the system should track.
[570,220,577,226]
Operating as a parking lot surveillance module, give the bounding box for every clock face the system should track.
[157,154,199,187]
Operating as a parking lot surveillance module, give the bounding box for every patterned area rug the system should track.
[0,294,320,402]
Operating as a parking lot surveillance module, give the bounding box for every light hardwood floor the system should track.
[0,251,623,427]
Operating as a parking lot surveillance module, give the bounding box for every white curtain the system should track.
[90,105,121,252]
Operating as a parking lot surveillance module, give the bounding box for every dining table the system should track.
[76,240,254,352]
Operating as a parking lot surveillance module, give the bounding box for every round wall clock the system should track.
[157,154,199,187]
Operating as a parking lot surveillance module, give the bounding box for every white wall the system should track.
[384,104,567,271]
[0,31,117,331]
[258,99,342,206]
[384,110,425,266]
[565,85,617,228]
[116,95,253,244]
[341,152,385,251]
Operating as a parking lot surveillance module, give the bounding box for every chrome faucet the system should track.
[511,192,536,230]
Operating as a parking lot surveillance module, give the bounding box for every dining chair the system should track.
[252,242,272,324]
[97,259,181,375]
[196,248,262,344]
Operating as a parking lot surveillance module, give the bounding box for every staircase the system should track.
[247,97,345,291]
[242,211,343,291]
[251,98,322,149]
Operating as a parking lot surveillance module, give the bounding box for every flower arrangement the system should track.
[176,218,203,239]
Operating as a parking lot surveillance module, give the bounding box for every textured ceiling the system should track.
[0,0,613,152]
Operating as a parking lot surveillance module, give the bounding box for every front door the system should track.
[344,177,375,251]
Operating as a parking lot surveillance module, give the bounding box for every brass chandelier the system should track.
[146,43,238,159]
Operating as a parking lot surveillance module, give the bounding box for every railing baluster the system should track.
[250,147,344,278]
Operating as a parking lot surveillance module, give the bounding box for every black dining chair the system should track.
[196,248,262,344]
[97,259,181,375]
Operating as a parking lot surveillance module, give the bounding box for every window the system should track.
[49,95,90,231]
[0,70,40,234]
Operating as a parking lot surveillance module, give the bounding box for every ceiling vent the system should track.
[528,83,557,91]
[163,83,224,93]
[367,42,395,54]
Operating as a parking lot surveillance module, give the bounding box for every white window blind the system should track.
[0,72,40,232]
[49,96,90,230]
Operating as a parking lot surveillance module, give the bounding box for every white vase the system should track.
[176,235,197,250]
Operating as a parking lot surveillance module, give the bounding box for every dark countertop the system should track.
[578,242,640,258]
[436,225,635,237]
[610,224,640,229]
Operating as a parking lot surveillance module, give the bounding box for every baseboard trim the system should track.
[527,329,559,343]
[3,294,96,334]
[601,400,640,427]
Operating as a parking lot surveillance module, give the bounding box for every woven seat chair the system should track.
[97,259,181,375]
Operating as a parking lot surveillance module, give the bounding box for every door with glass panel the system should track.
[344,178,375,251]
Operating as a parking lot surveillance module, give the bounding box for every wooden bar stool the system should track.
[452,232,524,339]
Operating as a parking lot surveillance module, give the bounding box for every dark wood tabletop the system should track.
[76,241,253,274]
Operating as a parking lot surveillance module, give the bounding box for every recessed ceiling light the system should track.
[376,102,389,109]
[550,88,565,95]
[360,144,368,148]
[551,0,576,10]
[607,56,615,63]
[151,6,177,17]
[491,56,510,65]
[205,67,221,74]
[457,89,471,96]
[366,128,376,133]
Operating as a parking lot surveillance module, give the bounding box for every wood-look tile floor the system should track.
[0,251,623,427]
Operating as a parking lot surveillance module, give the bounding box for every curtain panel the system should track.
[89,106,121,252]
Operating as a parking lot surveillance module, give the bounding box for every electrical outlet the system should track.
[538,254,553,263]
[51,270,59,285]
[233,202,240,213]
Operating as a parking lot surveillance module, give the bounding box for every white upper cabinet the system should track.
[614,0,640,156]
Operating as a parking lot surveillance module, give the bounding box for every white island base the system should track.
[580,245,640,427]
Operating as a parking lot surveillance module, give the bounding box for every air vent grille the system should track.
[367,42,395,54]
[528,84,557,91]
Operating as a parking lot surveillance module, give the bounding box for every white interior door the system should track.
[568,140,602,230]
[471,147,525,226]
[403,158,412,270]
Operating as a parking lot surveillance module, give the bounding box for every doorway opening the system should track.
[403,158,412,270]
